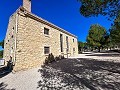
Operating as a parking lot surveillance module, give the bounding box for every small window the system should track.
[11,35,13,38]
[73,48,75,51]
[12,27,14,30]
[44,47,50,54]
[73,39,74,42]
[44,27,49,35]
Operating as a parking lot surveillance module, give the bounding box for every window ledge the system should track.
[44,34,49,37]
[44,54,49,56]
[61,52,64,54]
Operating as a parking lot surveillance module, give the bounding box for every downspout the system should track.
[13,13,18,66]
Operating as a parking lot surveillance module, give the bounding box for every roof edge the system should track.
[17,6,77,38]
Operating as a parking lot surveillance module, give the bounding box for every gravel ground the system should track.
[70,51,120,63]
[0,67,42,90]
[0,51,120,90]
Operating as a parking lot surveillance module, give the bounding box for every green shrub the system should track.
[55,56,60,61]
[59,55,65,60]
[0,50,3,58]
[61,55,65,59]
[44,53,55,64]
[44,57,49,64]
[44,54,65,65]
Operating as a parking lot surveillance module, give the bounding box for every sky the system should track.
[0,0,112,50]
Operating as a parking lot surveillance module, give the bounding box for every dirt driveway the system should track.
[0,51,120,90]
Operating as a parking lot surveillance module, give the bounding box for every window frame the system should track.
[60,34,63,52]
[73,48,75,52]
[73,38,74,42]
[44,27,49,35]
[44,46,50,55]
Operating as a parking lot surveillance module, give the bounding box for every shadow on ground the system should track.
[38,58,120,90]
[0,67,14,90]
[0,82,15,90]
[0,67,12,78]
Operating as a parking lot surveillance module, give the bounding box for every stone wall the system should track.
[4,9,78,71]
[3,13,17,66]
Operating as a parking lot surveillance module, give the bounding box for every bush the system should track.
[44,53,55,64]
[59,55,65,59]
[79,51,82,54]
[54,55,64,61]
[44,54,65,65]
[6,59,13,71]
[0,50,3,58]
[44,57,49,64]
[55,56,60,61]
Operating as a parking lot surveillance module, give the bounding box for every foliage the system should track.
[78,0,120,19]
[0,50,3,58]
[78,41,88,53]
[6,59,13,71]
[110,15,120,46]
[78,41,85,51]
[0,40,4,58]
[44,53,65,65]
[0,40,4,49]
[44,53,54,64]
[87,24,107,52]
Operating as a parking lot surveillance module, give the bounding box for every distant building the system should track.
[4,0,78,71]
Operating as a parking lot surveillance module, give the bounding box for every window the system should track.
[44,47,50,54]
[60,34,63,52]
[11,35,13,38]
[73,48,75,52]
[66,36,69,51]
[12,27,14,30]
[73,39,74,42]
[44,27,49,35]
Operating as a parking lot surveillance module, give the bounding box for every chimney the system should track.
[23,0,31,12]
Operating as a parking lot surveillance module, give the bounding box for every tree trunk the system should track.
[98,47,100,52]
[110,47,111,50]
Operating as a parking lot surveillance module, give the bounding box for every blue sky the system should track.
[0,0,112,47]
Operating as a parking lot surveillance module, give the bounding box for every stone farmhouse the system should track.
[3,0,78,71]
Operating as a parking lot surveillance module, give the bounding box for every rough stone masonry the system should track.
[3,0,78,72]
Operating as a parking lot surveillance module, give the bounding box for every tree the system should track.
[78,0,120,19]
[110,15,120,46]
[0,40,4,58]
[0,50,3,58]
[87,24,107,52]
[0,40,4,49]
[78,41,85,52]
